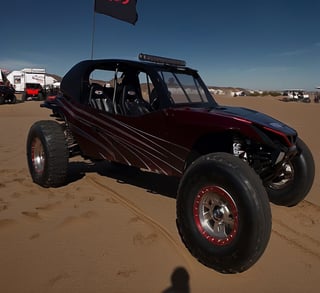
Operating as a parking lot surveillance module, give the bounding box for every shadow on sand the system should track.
[67,160,180,199]
[67,162,190,291]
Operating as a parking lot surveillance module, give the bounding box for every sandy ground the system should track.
[0,97,319,293]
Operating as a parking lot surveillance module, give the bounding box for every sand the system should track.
[0,97,319,293]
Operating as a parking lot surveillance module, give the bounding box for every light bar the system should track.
[138,53,186,67]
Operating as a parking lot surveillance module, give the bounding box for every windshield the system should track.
[159,70,216,106]
[26,83,42,89]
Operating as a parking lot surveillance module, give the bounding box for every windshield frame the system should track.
[157,68,218,108]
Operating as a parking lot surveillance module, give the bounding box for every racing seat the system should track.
[121,84,150,116]
[89,83,114,113]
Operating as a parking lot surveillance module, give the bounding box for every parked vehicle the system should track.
[282,89,311,103]
[26,54,315,273]
[0,84,16,104]
[0,70,16,104]
[21,83,45,101]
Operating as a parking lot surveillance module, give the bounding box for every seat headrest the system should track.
[90,83,105,98]
[127,90,136,96]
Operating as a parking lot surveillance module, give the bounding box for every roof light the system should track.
[138,53,186,67]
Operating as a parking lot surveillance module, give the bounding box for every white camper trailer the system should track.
[7,68,57,92]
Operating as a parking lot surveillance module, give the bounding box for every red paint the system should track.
[108,0,130,4]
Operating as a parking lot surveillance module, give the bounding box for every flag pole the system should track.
[91,0,96,60]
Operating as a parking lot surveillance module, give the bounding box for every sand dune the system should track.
[0,98,319,292]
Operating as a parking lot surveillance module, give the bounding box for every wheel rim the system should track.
[31,137,45,174]
[268,162,294,190]
[193,186,239,246]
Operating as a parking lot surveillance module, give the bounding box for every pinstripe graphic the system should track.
[58,98,189,175]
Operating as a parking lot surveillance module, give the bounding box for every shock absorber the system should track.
[62,122,80,157]
[232,138,247,160]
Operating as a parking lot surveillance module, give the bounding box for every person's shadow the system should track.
[162,267,190,293]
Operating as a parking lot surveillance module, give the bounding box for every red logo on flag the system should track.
[108,0,130,4]
[95,0,138,25]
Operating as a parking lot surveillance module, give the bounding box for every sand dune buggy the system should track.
[26,54,314,274]
[21,83,45,101]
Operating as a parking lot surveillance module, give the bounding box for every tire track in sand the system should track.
[86,175,194,272]
[272,201,320,261]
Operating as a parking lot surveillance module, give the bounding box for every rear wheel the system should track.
[177,152,271,274]
[27,120,69,187]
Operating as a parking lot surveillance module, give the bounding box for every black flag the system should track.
[95,0,138,25]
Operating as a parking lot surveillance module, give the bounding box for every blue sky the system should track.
[1,0,320,90]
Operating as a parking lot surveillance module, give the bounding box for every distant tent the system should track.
[94,0,138,25]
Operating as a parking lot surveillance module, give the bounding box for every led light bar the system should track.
[138,53,186,67]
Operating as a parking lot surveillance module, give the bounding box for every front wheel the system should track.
[177,153,271,274]
[27,120,69,187]
[265,138,315,207]
[8,93,16,104]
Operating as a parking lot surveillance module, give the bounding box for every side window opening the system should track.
[88,69,122,114]
[117,70,154,116]
[88,69,156,116]
[138,72,154,103]
[138,72,161,111]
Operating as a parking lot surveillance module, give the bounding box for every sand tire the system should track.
[266,138,315,207]
[176,152,271,273]
[27,120,68,187]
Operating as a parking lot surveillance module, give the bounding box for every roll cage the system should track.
[59,55,216,116]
